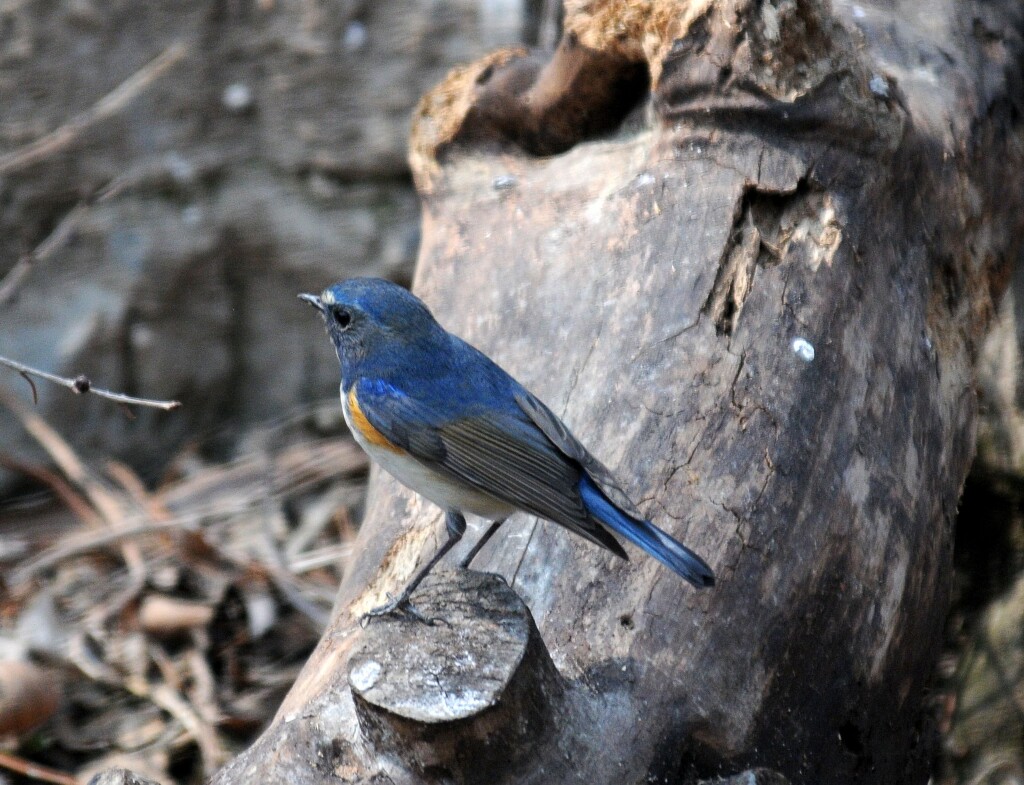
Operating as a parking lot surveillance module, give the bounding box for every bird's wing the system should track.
[353,378,627,557]
[513,389,644,519]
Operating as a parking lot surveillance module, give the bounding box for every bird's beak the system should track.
[298,293,325,313]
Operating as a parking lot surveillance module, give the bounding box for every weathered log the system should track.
[209,1,1024,783]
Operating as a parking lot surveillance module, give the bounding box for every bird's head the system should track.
[299,278,444,381]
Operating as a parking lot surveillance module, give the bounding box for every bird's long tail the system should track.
[579,475,715,588]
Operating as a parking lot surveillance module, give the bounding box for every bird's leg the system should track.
[458,518,507,569]
[362,511,466,625]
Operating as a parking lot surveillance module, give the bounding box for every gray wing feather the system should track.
[437,418,626,555]
[441,421,584,519]
[514,390,644,519]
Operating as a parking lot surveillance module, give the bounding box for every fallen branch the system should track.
[0,355,181,411]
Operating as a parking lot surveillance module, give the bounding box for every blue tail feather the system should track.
[579,475,715,588]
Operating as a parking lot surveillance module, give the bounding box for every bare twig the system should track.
[254,436,332,627]
[185,642,222,727]
[0,43,190,305]
[0,356,181,410]
[0,385,96,487]
[127,653,228,776]
[0,387,151,617]
[8,502,259,584]
[258,562,331,629]
[288,544,354,573]
[0,751,78,785]
[63,636,227,779]
[0,203,89,306]
[0,43,187,177]
[0,384,147,525]
[107,459,175,524]
[19,371,38,403]
[0,456,104,529]
[94,461,174,623]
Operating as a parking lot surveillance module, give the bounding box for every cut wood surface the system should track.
[208,1,1024,783]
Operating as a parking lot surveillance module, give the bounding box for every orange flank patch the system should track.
[347,387,403,453]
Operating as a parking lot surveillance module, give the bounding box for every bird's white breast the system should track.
[341,384,515,520]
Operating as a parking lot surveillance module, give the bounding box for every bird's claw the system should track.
[360,593,447,627]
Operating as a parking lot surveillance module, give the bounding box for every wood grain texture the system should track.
[209,1,1024,783]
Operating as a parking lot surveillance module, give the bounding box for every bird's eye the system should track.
[333,308,352,329]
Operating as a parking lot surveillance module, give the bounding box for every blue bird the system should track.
[300,278,714,620]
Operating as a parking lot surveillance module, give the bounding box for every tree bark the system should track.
[208,1,1024,783]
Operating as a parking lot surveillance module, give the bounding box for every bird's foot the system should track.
[360,592,447,627]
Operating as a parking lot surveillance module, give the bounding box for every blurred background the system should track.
[0,2,1021,784]
[0,0,560,489]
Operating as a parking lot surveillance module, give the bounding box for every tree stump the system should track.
[208,1,1024,783]
[347,571,566,781]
